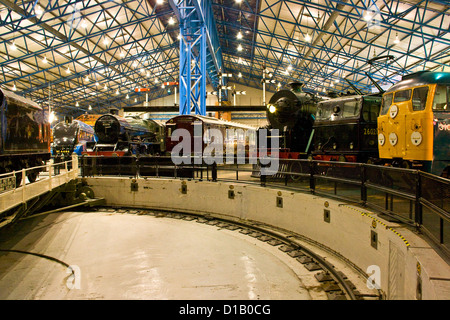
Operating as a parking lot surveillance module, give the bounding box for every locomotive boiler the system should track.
[265,82,320,159]
[52,117,96,162]
[84,112,165,156]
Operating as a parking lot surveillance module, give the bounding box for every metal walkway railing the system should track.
[79,155,450,259]
[0,155,79,227]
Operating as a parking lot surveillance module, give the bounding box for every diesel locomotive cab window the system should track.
[412,86,429,111]
[381,93,393,115]
[394,89,412,103]
[432,85,449,111]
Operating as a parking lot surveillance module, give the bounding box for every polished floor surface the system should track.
[0,210,325,300]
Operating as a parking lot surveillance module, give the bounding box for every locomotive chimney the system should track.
[109,108,119,115]
[288,82,303,92]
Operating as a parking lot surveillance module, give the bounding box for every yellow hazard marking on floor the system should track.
[342,205,410,248]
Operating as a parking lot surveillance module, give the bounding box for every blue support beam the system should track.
[169,0,223,115]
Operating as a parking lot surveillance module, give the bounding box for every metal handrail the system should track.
[79,155,450,257]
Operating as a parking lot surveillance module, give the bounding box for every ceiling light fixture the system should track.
[237,44,243,51]
[35,6,44,17]
[305,33,311,42]
[394,32,400,44]
[237,31,243,39]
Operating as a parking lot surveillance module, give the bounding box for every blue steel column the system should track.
[170,0,223,116]
[179,11,191,115]
[200,25,206,115]
[177,1,205,115]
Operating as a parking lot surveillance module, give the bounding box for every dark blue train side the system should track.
[0,88,51,186]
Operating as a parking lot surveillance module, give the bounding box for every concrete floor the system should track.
[0,210,325,300]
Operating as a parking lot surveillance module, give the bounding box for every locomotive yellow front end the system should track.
[378,71,450,175]
[378,85,433,168]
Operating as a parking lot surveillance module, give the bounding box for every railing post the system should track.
[415,171,423,226]
[212,162,217,182]
[309,160,315,194]
[48,161,52,189]
[156,157,159,177]
[361,164,367,205]
[135,156,139,178]
[260,163,266,187]
[22,168,26,202]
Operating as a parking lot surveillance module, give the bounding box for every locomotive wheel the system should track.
[77,186,95,199]
[400,160,411,169]
[289,162,302,182]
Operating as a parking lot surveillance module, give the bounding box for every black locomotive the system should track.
[265,82,320,159]
[0,88,51,186]
[312,94,382,163]
[84,111,165,156]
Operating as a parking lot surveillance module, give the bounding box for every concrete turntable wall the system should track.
[85,176,450,300]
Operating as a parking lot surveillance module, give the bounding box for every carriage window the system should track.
[381,93,393,115]
[432,85,448,112]
[342,101,359,118]
[412,86,429,111]
[394,89,411,102]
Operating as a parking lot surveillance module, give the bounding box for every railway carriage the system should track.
[165,115,257,162]
[0,88,51,185]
